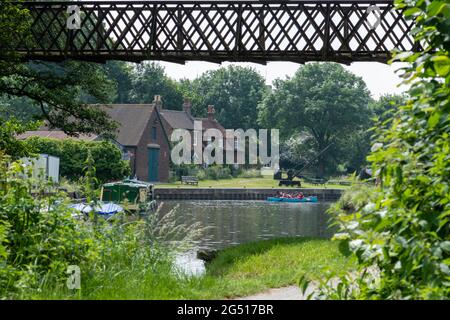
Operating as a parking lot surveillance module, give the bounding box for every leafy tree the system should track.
[0,2,118,135]
[186,65,266,129]
[0,1,30,62]
[0,95,40,122]
[0,117,39,159]
[130,62,183,109]
[369,93,406,123]
[259,63,371,176]
[313,0,450,299]
[104,61,135,104]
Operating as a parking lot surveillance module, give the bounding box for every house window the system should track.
[152,127,157,140]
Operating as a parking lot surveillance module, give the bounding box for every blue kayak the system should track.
[267,196,318,203]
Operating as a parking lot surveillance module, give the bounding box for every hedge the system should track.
[26,137,130,183]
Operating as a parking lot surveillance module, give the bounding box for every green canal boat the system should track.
[100,179,156,211]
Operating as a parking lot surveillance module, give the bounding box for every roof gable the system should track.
[98,104,155,146]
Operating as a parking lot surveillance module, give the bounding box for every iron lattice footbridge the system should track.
[11,1,419,63]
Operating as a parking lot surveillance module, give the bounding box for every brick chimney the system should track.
[182,98,192,115]
[207,105,215,121]
[153,95,162,111]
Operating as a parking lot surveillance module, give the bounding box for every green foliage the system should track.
[0,96,41,122]
[26,137,130,183]
[0,153,99,297]
[316,0,450,299]
[183,65,266,129]
[130,62,183,108]
[170,164,233,181]
[328,184,379,216]
[236,168,262,179]
[0,3,117,135]
[1,60,118,135]
[0,117,39,159]
[79,149,99,202]
[259,62,372,176]
[369,94,407,123]
[31,237,353,299]
[0,1,31,62]
[103,61,134,104]
[204,166,232,180]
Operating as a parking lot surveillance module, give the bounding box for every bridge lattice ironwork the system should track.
[8,1,419,63]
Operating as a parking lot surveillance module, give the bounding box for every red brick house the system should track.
[19,96,230,182]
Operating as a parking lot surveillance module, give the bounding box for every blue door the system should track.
[148,148,159,182]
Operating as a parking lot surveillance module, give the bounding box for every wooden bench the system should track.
[181,176,199,186]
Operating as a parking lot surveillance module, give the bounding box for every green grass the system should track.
[192,237,355,299]
[32,237,355,299]
[156,176,350,189]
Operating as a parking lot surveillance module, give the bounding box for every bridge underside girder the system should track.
[11,1,418,64]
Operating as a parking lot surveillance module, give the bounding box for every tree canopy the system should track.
[129,62,183,109]
[0,3,117,135]
[184,65,266,129]
[259,62,371,176]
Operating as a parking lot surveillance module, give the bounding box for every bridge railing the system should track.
[8,1,418,63]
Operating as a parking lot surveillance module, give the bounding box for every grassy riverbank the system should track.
[188,237,356,299]
[31,237,355,299]
[155,176,350,189]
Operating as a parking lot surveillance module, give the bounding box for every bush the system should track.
[0,117,40,159]
[194,169,207,180]
[0,153,197,299]
[328,184,378,215]
[204,166,232,180]
[0,153,100,297]
[310,0,450,299]
[26,137,130,183]
[237,168,262,179]
[170,165,233,181]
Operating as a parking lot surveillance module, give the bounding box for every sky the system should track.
[83,0,409,99]
[157,60,408,99]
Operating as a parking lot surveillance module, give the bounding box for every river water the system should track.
[156,200,334,275]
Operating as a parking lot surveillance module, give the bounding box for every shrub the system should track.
[237,168,262,179]
[0,153,100,297]
[205,166,232,180]
[328,184,379,215]
[170,165,233,181]
[0,117,40,159]
[26,137,130,183]
[194,169,207,180]
[307,0,450,299]
[0,153,198,299]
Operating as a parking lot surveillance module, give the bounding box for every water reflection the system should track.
[158,200,334,275]
[158,200,333,251]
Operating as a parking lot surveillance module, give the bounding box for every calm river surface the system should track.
[157,200,334,275]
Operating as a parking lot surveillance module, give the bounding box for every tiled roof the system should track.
[195,118,226,133]
[99,104,155,146]
[159,109,194,130]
